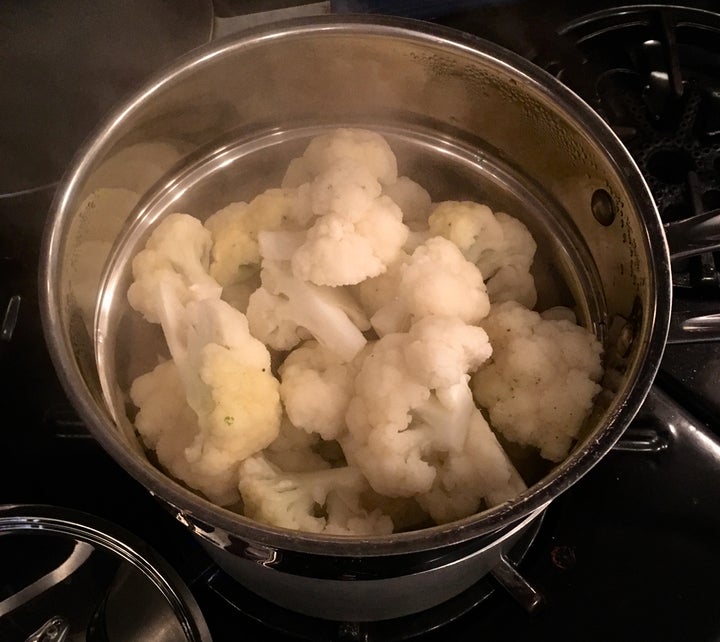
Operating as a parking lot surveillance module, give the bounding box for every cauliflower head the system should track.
[129,293,282,505]
[472,300,604,462]
[301,127,398,186]
[273,129,408,287]
[291,173,409,286]
[342,333,434,497]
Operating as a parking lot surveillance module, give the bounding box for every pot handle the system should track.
[490,555,544,614]
[612,385,677,453]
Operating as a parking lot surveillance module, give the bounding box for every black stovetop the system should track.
[2,2,720,641]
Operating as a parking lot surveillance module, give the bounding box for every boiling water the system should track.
[94,123,605,488]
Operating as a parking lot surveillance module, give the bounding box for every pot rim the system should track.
[39,14,672,557]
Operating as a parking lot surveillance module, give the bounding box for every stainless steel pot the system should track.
[39,16,671,621]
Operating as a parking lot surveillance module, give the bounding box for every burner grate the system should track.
[553,7,720,231]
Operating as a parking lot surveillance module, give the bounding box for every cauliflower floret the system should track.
[129,283,282,504]
[188,340,280,473]
[485,264,538,309]
[341,323,521,512]
[370,236,490,336]
[428,202,537,306]
[127,213,222,323]
[301,128,398,185]
[246,260,369,360]
[292,187,409,286]
[204,187,313,288]
[353,252,409,318]
[130,360,241,506]
[279,341,358,440]
[428,201,504,265]
[472,301,604,462]
[238,454,393,535]
[308,157,383,216]
[403,316,493,390]
[382,176,432,222]
[265,415,331,473]
[415,379,527,523]
[342,334,434,497]
[281,132,407,286]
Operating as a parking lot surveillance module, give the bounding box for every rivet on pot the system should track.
[591,188,616,226]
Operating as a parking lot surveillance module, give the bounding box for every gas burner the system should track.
[540,6,720,294]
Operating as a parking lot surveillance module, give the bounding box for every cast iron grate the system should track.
[538,5,720,292]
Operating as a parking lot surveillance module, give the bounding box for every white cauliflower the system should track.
[238,454,393,535]
[472,301,604,462]
[369,236,490,336]
[264,415,331,473]
[403,316,493,390]
[279,341,358,440]
[300,127,398,186]
[415,379,527,524]
[273,129,408,287]
[128,235,282,504]
[204,187,313,288]
[342,333,433,497]
[130,360,241,506]
[246,260,370,361]
[123,128,603,536]
[382,176,432,222]
[291,168,409,286]
[341,318,522,515]
[428,202,537,307]
[127,213,222,323]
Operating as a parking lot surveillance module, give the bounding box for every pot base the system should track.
[195,508,545,623]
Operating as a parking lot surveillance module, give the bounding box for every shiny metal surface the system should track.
[0,505,211,642]
[490,554,543,614]
[39,15,671,618]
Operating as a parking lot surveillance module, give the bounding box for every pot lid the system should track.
[0,505,211,642]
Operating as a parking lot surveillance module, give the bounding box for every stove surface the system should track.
[1,2,719,641]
